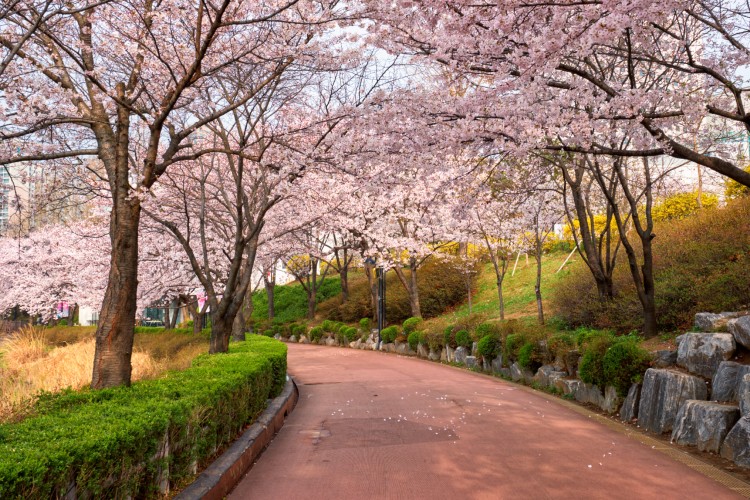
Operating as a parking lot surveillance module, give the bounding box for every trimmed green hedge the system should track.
[0,336,287,498]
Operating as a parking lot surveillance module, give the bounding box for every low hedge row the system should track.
[0,336,287,498]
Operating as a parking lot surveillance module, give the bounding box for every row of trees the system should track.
[1,0,749,388]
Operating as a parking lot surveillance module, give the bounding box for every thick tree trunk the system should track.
[91,198,141,389]
[164,307,171,329]
[193,310,204,334]
[232,308,246,342]
[209,312,231,354]
[497,280,505,320]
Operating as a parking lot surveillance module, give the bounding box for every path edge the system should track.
[175,375,299,500]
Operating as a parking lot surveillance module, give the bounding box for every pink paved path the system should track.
[229,344,742,499]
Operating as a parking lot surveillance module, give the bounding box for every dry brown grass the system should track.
[0,327,173,422]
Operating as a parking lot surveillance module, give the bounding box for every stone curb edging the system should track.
[175,376,299,500]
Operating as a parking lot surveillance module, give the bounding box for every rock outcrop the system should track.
[676,333,735,379]
[711,362,750,402]
[638,369,708,434]
[671,400,740,453]
[728,316,750,350]
[721,417,750,467]
[620,384,641,422]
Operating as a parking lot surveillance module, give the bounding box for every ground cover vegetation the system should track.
[0,336,286,498]
[0,326,210,423]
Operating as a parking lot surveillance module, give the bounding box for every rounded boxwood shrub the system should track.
[321,320,336,333]
[602,339,651,396]
[407,331,422,351]
[578,334,614,388]
[403,316,423,334]
[341,326,358,343]
[380,326,399,343]
[309,326,324,342]
[503,333,526,364]
[477,335,501,361]
[425,331,443,351]
[359,318,371,331]
[455,329,471,349]
[517,341,543,371]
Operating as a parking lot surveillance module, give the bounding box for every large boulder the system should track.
[491,356,504,374]
[429,348,441,361]
[652,350,678,369]
[721,417,750,467]
[676,333,735,379]
[728,316,750,350]
[325,337,336,347]
[555,378,581,397]
[417,344,429,358]
[711,362,750,402]
[465,356,478,369]
[510,362,534,383]
[638,369,708,434]
[533,365,556,387]
[671,400,740,453]
[445,346,455,363]
[575,383,605,408]
[620,383,641,422]
[454,346,469,365]
[739,374,750,416]
[299,335,310,344]
[695,312,746,332]
[602,386,622,415]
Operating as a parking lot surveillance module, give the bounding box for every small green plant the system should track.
[578,333,616,387]
[503,333,525,363]
[341,326,359,343]
[380,326,399,344]
[443,326,456,349]
[407,331,423,351]
[475,322,498,339]
[477,335,501,361]
[359,318,371,331]
[602,339,651,396]
[547,332,576,360]
[403,316,423,335]
[321,320,336,333]
[309,326,324,342]
[517,342,540,370]
[455,329,471,349]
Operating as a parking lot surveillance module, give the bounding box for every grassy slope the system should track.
[250,276,342,324]
[421,251,574,333]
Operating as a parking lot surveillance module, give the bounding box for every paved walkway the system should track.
[230,344,744,499]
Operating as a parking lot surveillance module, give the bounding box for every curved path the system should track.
[230,344,744,499]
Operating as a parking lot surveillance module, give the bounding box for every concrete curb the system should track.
[175,376,299,500]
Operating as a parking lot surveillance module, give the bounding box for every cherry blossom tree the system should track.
[0,0,350,387]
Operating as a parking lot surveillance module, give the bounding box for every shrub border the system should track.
[174,376,299,500]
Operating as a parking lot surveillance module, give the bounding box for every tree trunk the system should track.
[497,280,505,320]
[307,287,317,320]
[232,307,246,342]
[209,311,231,353]
[164,306,171,329]
[169,300,179,329]
[466,274,473,314]
[408,262,421,318]
[91,198,140,389]
[535,246,545,325]
[340,265,349,303]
